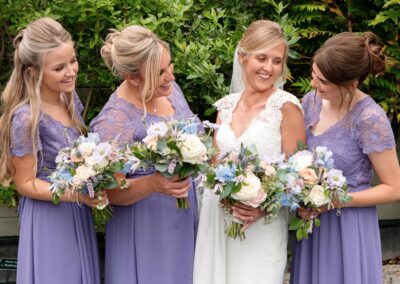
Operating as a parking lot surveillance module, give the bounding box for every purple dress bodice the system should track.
[11,93,84,181]
[290,91,396,284]
[90,81,199,284]
[90,81,200,148]
[302,91,395,190]
[11,92,100,284]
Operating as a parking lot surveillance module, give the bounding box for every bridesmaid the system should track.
[0,17,101,283]
[290,32,400,284]
[90,25,198,284]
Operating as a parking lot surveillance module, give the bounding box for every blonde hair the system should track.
[238,20,289,87]
[0,17,86,187]
[101,25,169,115]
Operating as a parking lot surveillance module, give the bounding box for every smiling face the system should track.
[153,46,175,98]
[310,63,342,102]
[240,43,285,93]
[40,42,78,97]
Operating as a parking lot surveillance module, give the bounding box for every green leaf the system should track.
[289,217,304,230]
[297,140,307,151]
[221,183,234,198]
[103,178,119,190]
[296,229,303,241]
[155,163,169,173]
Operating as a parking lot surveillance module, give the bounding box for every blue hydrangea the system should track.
[182,123,198,135]
[215,164,236,183]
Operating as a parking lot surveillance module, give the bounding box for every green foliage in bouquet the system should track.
[0,183,18,208]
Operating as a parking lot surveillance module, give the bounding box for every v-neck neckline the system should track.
[309,92,370,137]
[229,89,278,140]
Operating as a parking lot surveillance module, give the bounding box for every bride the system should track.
[194,20,306,284]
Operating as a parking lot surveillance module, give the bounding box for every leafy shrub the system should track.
[0,0,398,212]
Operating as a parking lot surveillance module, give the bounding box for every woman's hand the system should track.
[231,202,266,231]
[297,206,329,220]
[149,173,191,198]
[79,191,109,208]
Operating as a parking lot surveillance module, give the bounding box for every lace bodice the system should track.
[302,91,395,189]
[214,89,302,162]
[10,92,84,182]
[89,81,201,176]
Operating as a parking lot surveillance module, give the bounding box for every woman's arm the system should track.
[105,173,191,206]
[346,148,400,206]
[299,149,400,220]
[12,154,100,207]
[281,102,306,156]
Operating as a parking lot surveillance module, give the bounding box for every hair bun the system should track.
[100,29,120,70]
[13,31,24,49]
[363,31,386,76]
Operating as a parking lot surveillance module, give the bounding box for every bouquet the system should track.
[203,144,287,240]
[49,133,138,220]
[128,118,216,209]
[281,143,351,240]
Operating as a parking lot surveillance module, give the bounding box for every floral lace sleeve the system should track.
[356,103,396,154]
[90,106,135,145]
[10,105,40,157]
[213,93,241,124]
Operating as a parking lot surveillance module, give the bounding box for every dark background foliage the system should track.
[0,0,399,211]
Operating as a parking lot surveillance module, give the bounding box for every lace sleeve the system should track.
[272,90,302,112]
[90,107,135,145]
[213,93,240,124]
[10,106,40,157]
[356,104,396,154]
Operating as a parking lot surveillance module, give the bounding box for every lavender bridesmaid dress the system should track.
[290,91,396,284]
[90,82,198,284]
[12,93,100,284]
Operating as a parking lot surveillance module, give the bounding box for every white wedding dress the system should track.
[194,89,302,284]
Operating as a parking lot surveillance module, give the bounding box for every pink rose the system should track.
[299,168,318,185]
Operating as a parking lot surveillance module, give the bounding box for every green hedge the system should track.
[0,0,399,211]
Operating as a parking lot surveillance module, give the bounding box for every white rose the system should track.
[78,142,96,157]
[72,175,83,187]
[259,160,276,177]
[179,134,207,164]
[142,135,158,151]
[73,165,96,186]
[308,185,330,207]
[86,155,109,170]
[232,172,267,208]
[290,150,313,171]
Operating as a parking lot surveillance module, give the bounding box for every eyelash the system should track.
[257,57,281,64]
[311,72,328,85]
[54,58,77,72]
[160,63,173,75]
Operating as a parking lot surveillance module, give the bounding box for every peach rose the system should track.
[299,168,318,185]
